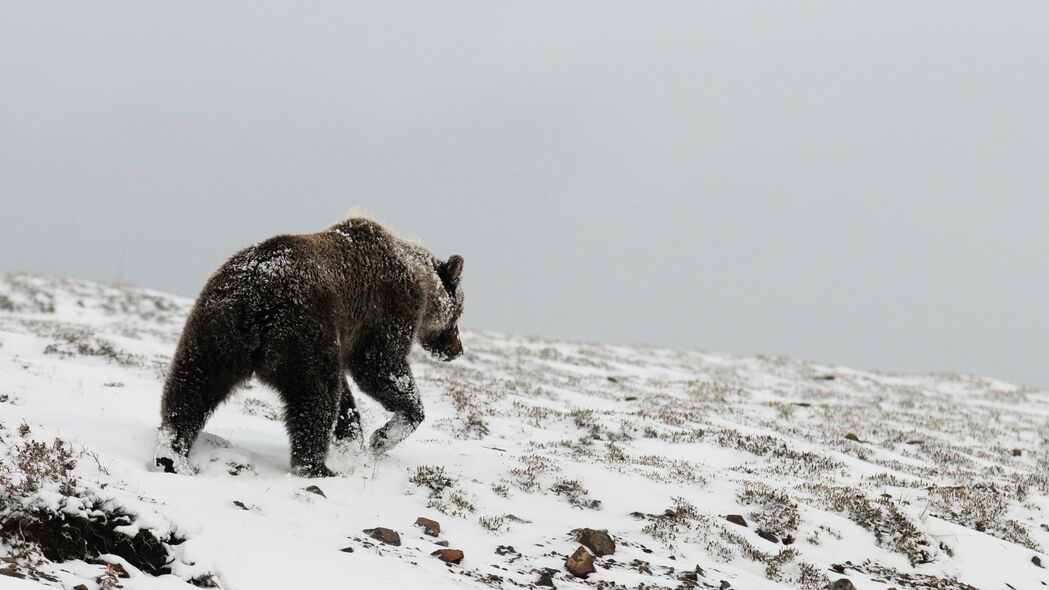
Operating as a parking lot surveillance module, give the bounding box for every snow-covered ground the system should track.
[0,273,1046,590]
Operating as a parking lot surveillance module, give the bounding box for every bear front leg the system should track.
[349,355,424,456]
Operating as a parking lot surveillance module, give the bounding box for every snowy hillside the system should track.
[0,273,1046,590]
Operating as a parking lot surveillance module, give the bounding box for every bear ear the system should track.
[440,255,464,285]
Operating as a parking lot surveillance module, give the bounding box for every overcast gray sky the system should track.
[2,1,1047,387]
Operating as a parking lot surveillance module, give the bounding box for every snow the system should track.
[0,273,1046,590]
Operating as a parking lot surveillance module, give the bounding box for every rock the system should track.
[104,563,130,578]
[719,581,731,589]
[725,514,747,527]
[827,579,857,590]
[363,527,401,546]
[572,528,616,556]
[536,568,557,587]
[1013,448,1023,457]
[844,433,862,443]
[431,549,464,564]
[782,534,795,545]
[340,546,354,553]
[415,517,441,537]
[303,485,326,497]
[1033,555,1044,568]
[73,586,89,590]
[434,540,450,547]
[188,574,220,588]
[756,529,779,544]
[565,546,596,578]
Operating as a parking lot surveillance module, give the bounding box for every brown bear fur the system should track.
[156,216,464,477]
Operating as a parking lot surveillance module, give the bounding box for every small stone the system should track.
[725,514,747,527]
[719,581,731,589]
[431,549,464,564]
[340,546,354,553]
[827,579,857,590]
[1012,448,1023,457]
[434,540,450,547]
[565,546,596,578]
[415,517,441,537]
[573,528,616,556]
[303,485,326,497]
[363,527,401,546]
[1033,555,1044,568]
[536,568,557,587]
[844,433,862,443]
[782,534,795,545]
[756,529,779,544]
[73,586,89,590]
[99,563,129,579]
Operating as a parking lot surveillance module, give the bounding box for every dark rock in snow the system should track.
[565,546,596,578]
[536,568,557,587]
[1033,555,1044,568]
[844,433,862,443]
[363,527,401,546]
[340,546,354,553]
[303,485,326,497]
[719,581,731,589]
[434,540,450,547]
[1012,448,1023,457]
[756,529,779,544]
[431,549,464,564]
[827,579,857,590]
[573,528,616,556]
[415,516,440,537]
[725,514,747,527]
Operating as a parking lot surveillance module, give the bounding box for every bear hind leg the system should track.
[257,349,341,478]
[158,345,250,473]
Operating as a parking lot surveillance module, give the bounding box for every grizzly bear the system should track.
[155,216,464,477]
